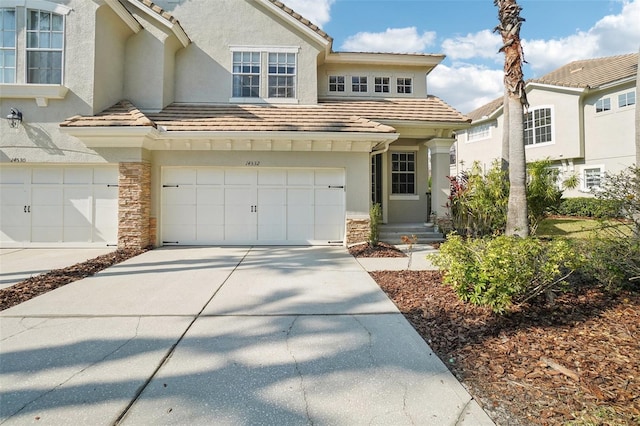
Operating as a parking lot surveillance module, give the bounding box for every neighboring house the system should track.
[451,53,638,197]
[0,0,469,249]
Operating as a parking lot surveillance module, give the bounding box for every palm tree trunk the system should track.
[635,48,639,166]
[495,0,529,237]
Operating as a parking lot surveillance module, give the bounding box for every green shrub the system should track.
[429,234,583,314]
[556,197,622,219]
[369,203,382,246]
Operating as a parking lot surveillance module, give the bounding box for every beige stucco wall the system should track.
[452,115,502,176]
[0,0,114,165]
[155,0,323,105]
[317,64,428,99]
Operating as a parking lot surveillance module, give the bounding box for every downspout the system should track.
[370,140,393,156]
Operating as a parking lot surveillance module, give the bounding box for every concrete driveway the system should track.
[0,246,493,425]
[0,248,116,289]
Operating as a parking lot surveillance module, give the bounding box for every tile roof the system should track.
[61,102,397,133]
[266,0,333,43]
[529,53,638,89]
[134,0,179,25]
[61,101,155,128]
[466,96,503,121]
[319,97,471,123]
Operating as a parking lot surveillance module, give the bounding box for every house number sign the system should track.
[245,161,261,166]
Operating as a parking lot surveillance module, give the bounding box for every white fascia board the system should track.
[324,52,444,67]
[526,82,586,94]
[154,130,399,143]
[592,76,636,91]
[105,0,142,34]
[382,119,471,130]
[124,0,190,47]
[257,0,331,49]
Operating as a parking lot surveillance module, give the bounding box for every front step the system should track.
[378,223,444,244]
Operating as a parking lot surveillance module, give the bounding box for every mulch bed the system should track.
[348,242,407,257]
[0,248,147,311]
[372,269,640,425]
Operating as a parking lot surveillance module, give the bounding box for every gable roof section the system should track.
[466,96,503,122]
[529,53,638,89]
[118,0,190,47]
[265,0,332,44]
[61,101,155,128]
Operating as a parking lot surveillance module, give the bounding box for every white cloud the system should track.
[523,0,640,74]
[441,30,502,61]
[280,0,335,28]
[341,27,436,53]
[428,64,503,114]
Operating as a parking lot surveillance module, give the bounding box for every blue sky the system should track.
[283,0,640,113]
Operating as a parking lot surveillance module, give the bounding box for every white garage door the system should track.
[161,168,345,245]
[0,167,118,247]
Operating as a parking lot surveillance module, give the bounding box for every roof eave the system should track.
[258,0,332,49]
[125,0,190,47]
[325,52,444,67]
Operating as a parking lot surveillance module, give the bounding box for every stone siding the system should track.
[118,162,151,249]
[346,217,370,245]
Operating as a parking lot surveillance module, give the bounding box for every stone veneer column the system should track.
[346,217,370,245]
[118,162,151,249]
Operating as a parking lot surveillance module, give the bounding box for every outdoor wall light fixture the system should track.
[6,108,23,128]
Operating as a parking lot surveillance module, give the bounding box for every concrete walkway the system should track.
[0,246,492,425]
[355,244,440,272]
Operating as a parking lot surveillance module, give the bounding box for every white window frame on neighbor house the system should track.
[618,91,636,108]
[466,122,491,142]
[230,46,299,103]
[595,97,611,113]
[390,147,419,200]
[396,77,412,94]
[582,165,604,192]
[374,76,389,93]
[232,51,261,98]
[524,106,554,147]
[0,8,16,83]
[328,75,345,92]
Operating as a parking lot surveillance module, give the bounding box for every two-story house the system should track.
[451,53,637,197]
[0,0,469,249]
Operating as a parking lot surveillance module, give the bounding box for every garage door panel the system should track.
[197,169,224,185]
[31,226,63,243]
[315,188,343,206]
[287,170,314,186]
[64,168,92,184]
[197,187,224,205]
[315,224,341,241]
[258,169,286,185]
[32,168,63,184]
[64,226,92,242]
[225,169,256,185]
[0,168,28,184]
[197,204,224,225]
[164,187,196,206]
[287,188,313,205]
[32,186,63,206]
[197,225,224,241]
[164,225,196,242]
[315,169,344,185]
[64,187,92,225]
[164,169,196,185]
[94,168,118,185]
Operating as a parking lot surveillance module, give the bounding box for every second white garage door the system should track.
[161,168,345,245]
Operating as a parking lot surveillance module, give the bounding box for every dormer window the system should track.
[329,75,345,92]
[232,52,261,98]
[268,52,296,98]
[230,47,298,101]
[397,78,412,94]
[374,77,389,93]
[352,76,367,93]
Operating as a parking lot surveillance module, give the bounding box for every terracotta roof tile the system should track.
[466,96,504,121]
[266,0,333,43]
[318,97,470,123]
[61,100,155,128]
[529,53,638,89]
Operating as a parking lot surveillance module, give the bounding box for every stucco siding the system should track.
[386,141,429,223]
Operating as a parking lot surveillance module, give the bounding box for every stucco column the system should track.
[118,162,152,249]
[425,138,455,219]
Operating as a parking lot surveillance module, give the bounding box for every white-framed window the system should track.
[619,91,636,108]
[391,151,416,195]
[467,123,491,142]
[397,77,412,94]
[524,107,553,146]
[328,75,345,92]
[352,76,367,93]
[449,144,456,165]
[583,166,603,191]
[595,97,611,113]
[26,9,64,84]
[232,51,261,98]
[268,52,295,98]
[0,8,16,83]
[374,77,389,93]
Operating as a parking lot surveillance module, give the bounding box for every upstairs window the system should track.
[0,8,16,83]
[391,152,416,194]
[524,107,552,146]
[232,52,261,98]
[595,97,611,113]
[268,52,295,98]
[397,77,412,94]
[374,77,389,93]
[619,91,635,108]
[26,9,64,84]
[352,76,367,92]
[328,75,344,92]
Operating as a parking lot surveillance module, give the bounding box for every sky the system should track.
[281,0,640,114]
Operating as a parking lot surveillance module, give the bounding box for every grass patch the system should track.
[536,217,631,239]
